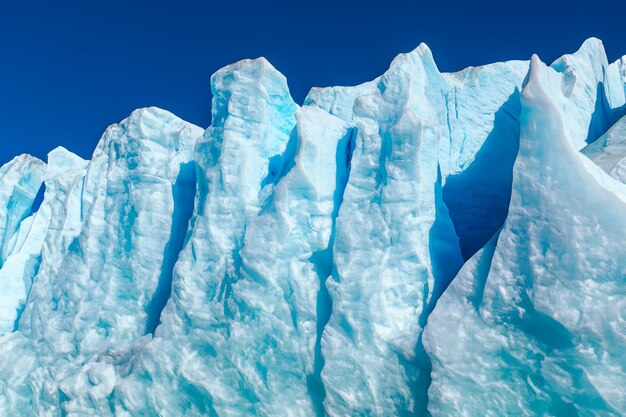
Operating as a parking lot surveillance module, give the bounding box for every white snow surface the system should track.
[1,38,626,416]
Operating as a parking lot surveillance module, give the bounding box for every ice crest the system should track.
[2,38,626,416]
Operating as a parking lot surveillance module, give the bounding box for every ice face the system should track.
[99,58,303,416]
[582,115,626,182]
[2,38,626,417]
[0,155,46,264]
[0,154,46,332]
[0,108,202,415]
[423,55,626,416]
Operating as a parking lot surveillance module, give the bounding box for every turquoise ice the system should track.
[0,38,626,416]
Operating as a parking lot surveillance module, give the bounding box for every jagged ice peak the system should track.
[1,37,626,416]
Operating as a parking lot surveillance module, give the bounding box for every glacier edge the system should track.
[1,37,626,417]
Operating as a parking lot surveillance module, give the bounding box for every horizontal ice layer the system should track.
[2,38,626,417]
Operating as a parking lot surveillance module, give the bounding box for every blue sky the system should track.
[1,0,625,165]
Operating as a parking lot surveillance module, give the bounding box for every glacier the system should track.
[1,37,626,416]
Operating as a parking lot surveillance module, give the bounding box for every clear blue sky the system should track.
[1,0,625,165]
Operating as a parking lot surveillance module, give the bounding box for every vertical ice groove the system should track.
[426,165,464,316]
[307,125,356,417]
[0,109,202,416]
[0,149,86,335]
[321,43,447,417]
[441,90,521,260]
[214,105,352,416]
[21,108,201,355]
[0,155,46,267]
[6,38,626,417]
[424,55,626,416]
[144,161,197,335]
[11,254,41,332]
[409,164,465,416]
[29,183,46,216]
[104,58,300,416]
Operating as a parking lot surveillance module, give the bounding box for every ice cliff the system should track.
[1,38,626,416]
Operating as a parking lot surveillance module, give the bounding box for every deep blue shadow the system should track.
[12,254,42,331]
[426,165,465,317]
[443,91,521,261]
[30,183,45,215]
[586,81,626,145]
[307,127,355,417]
[144,162,197,335]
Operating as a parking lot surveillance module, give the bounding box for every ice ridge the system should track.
[1,38,626,416]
